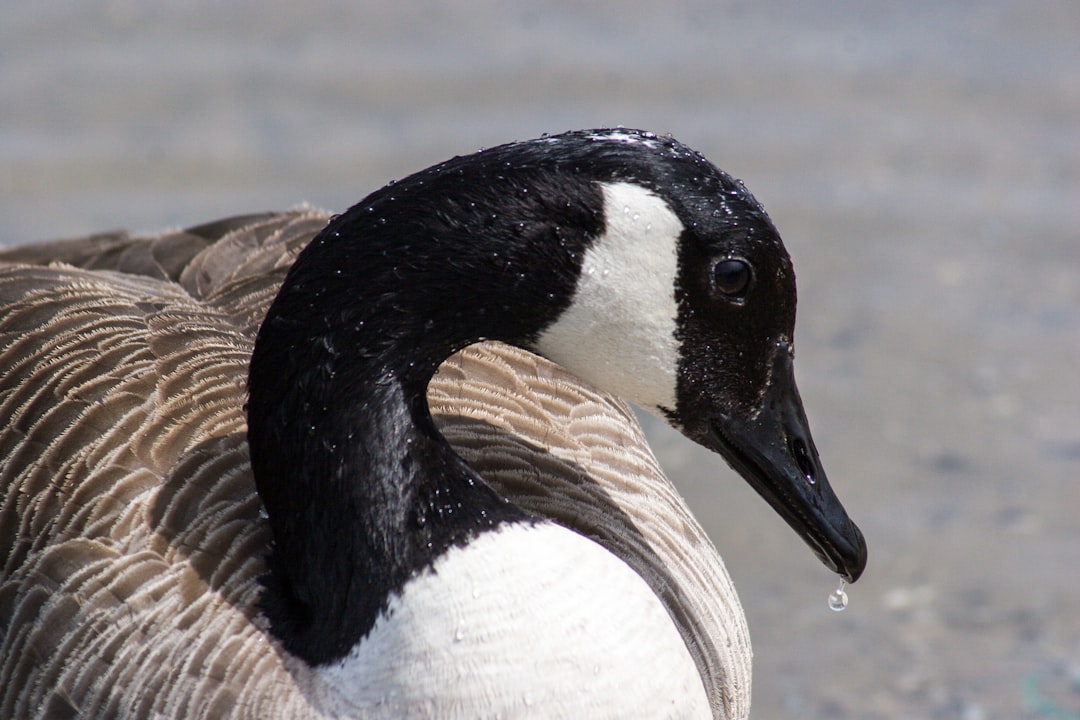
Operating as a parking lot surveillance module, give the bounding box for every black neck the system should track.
[246,163,602,664]
[248,336,523,663]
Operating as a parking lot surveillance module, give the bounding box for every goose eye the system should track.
[711,258,752,299]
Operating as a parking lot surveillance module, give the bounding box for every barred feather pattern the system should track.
[0,210,751,719]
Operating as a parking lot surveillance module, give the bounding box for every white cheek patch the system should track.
[534,182,682,413]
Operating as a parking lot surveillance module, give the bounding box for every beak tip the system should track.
[810,518,867,583]
[838,523,868,583]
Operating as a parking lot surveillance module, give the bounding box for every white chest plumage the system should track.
[312,522,711,719]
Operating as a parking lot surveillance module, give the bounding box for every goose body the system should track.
[0,130,865,719]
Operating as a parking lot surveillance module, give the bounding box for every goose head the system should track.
[247,128,866,666]
[524,133,866,584]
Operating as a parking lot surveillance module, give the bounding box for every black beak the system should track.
[701,342,867,582]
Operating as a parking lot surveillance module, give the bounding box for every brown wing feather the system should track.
[0,212,750,719]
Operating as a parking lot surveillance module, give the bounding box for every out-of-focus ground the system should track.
[3,2,1078,717]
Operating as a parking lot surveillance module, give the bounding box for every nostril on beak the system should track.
[790,436,816,484]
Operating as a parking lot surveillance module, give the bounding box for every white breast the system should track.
[311,522,711,719]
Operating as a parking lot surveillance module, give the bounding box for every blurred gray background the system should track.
[3,1,1078,717]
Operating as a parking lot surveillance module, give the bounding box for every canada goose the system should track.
[0,129,865,719]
